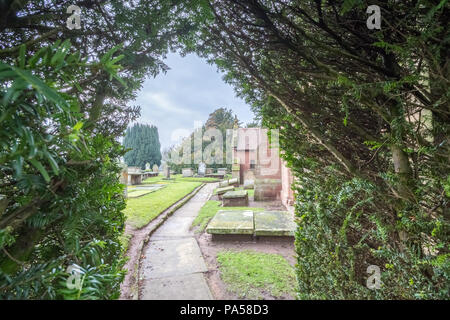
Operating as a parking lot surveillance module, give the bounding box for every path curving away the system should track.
[138,182,218,300]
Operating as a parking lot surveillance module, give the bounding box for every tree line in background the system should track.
[123,123,162,170]
[164,107,240,173]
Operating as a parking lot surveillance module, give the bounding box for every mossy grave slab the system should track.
[222,190,247,199]
[206,210,254,235]
[215,186,235,195]
[254,211,296,236]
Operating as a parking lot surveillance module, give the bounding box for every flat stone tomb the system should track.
[206,210,254,235]
[254,211,296,236]
[222,190,248,207]
[206,210,296,237]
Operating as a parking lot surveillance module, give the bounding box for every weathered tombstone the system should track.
[182,168,193,177]
[145,162,151,171]
[205,168,213,174]
[152,164,159,173]
[228,178,239,186]
[198,162,206,176]
[164,165,170,179]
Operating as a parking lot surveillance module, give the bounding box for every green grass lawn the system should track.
[124,180,202,229]
[191,200,264,233]
[217,250,297,299]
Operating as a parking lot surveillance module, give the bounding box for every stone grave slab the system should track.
[219,180,229,188]
[228,178,239,186]
[254,211,296,236]
[206,210,254,235]
[222,190,248,207]
[215,186,234,195]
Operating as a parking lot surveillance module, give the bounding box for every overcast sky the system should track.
[130,52,256,151]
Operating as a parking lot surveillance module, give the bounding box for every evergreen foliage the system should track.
[123,124,162,170]
[165,107,239,172]
[193,0,450,299]
[0,0,203,299]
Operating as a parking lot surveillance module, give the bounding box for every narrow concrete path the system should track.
[139,182,218,300]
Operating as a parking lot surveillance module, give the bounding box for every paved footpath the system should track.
[139,182,218,300]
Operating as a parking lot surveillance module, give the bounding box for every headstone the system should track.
[198,162,206,176]
[217,168,227,175]
[205,168,213,174]
[164,165,170,179]
[182,168,193,177]
[152,164,159,173]
[145,163,151,171]
[228,178,239,186]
